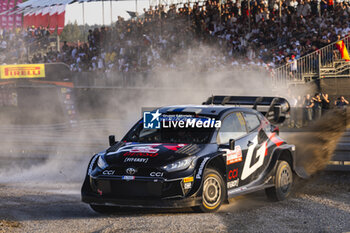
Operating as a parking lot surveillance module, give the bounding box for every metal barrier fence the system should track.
[274,35,350,83]
[72,68,273,88]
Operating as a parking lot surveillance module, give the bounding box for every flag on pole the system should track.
[48,5,58,33]
[56,5,65,35]
[336,40,350,61]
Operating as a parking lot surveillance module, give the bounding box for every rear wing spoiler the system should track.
[202,96,290,124]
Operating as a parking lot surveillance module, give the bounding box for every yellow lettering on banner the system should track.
[0,64,45,79]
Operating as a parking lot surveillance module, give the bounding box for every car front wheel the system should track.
[265,160,293,201]
[193,168,225,213]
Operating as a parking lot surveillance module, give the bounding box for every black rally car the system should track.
[82,96,307,213]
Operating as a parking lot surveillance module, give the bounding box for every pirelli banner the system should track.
[0,64,45,79]
[0,63,73,88]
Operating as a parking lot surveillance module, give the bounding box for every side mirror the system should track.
[229,139,235,150]
[109,135,116,146]
[218,139,235,150]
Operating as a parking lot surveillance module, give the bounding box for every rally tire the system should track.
[89,204,119,214]
[265,160,293,201]
[193,168,225,213]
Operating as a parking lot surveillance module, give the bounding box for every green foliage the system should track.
[60,21,85,42]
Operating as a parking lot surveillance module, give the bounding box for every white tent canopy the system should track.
[0,0,142,26]
[0,0,127,16]
[17,0,122,9]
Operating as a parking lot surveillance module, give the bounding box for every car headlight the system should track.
[162,157,195,173]
[97,155,108,169]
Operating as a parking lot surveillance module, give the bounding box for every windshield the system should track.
[124,116,217,144]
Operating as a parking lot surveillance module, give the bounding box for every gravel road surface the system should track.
[0,126,349,233]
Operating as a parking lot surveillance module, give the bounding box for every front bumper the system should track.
[81,175,201,208]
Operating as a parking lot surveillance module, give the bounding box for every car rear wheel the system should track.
[265,160,293,201]
[193,168,225,213]
[90,204,119,214]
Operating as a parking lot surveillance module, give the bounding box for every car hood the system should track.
[104,142,213,167]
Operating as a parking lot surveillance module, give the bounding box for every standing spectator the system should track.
[303,94,314,125]
[335,96,349,109]
[312,93,322,119]
[321,0,328,14]
[289,55,298,79]
[328,0,334,12]
[321,93,330,114]
[62,41,69,53]
[88,30,95,48]
[289,0,299,13]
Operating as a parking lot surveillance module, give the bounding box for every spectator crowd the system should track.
[1,0,350,74]
[0,26,51,64]
[289,93,349,127]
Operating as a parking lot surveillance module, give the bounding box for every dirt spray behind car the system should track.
[285,108,350,176]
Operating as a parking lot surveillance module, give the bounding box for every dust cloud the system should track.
[0,43,335,190]
[285,109,350,176]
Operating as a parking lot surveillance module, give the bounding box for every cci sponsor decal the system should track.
[150,172,163,177]
[228,168,238,180]
[196,157,210,179]
[0,64,45,79]
[224,146,242,165]
[227,179,239,189]
[102,170,115,175]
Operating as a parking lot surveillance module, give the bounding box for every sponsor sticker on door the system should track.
[225,146,242,165]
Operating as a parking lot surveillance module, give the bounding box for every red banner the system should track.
[28,13,35,28]
[57,12,65,35]
[23,12,34,28]
[0,0,3,27]
[1,0,8,29]
[49,13,57,33]
[7,0,15,29]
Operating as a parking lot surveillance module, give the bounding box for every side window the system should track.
[217,112,247,144]
[243,113,260,132]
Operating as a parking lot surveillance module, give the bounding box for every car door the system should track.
[240,112,269,184]
[217,112,249,189]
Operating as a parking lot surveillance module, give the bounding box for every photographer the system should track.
[335,96,349,109]
[321,93,330,114]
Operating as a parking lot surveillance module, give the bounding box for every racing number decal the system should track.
[241,136,267,180]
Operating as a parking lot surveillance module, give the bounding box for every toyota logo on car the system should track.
[126,167,137,175]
